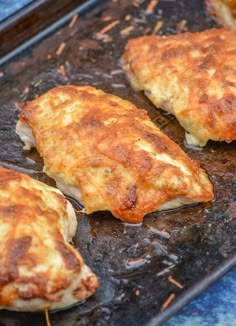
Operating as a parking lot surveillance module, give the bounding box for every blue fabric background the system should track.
[166,268,236,326]
[0,0,33,22]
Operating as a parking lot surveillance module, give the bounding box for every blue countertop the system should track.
[166,267,236,326]
[0,0,33,22]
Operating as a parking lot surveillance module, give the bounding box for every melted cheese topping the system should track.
[17,85,214,223]
[122,28,236,146]
[0,166,98,311]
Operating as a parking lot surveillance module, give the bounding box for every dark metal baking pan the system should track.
[0,0,98,65]
[148,253,236,326]
[0,0,235,325]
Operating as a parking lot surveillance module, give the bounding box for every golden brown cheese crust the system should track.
[122,28,236,147]
[206,0,236,28]
[17,85,213,223]
[0,166,98,311]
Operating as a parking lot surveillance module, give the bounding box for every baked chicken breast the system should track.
[205,0,236,29]
[0,165,98,312]
[16,85,213,224]
[122,28,236,147]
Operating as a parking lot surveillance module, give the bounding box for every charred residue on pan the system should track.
[0,0,235,325]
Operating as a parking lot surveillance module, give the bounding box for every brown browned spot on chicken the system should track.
[161,46,191,61]
[121,185,137,210]
[4,237,32,282]
[211,95,236,114]
[142,131,168,151]
[56,242,81,271]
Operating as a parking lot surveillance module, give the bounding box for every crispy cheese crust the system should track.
[206,0,236,29]
[17,85,213,223]
[0,166,98,312]
[122,28,236,147]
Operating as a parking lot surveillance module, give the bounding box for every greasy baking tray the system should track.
[0,0,90,63]
[0,0,235,325]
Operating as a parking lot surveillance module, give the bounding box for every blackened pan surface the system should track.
[0,0,235,325]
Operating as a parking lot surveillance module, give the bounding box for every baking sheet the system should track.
[0,0,89,62]
[0,0,235,325]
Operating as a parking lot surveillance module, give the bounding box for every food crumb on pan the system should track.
[14,101,23,110]
[111,83,126,88]
[177,19,187,32]
[68,14,79,28]
[73,208,84,213]
[135,290,141,296]
[127,257,147,267]
[56,42,66,56]
[23,87,29,94]
[146,0,159,14]
[144,27,152,34]
[147,226,171,239]
[58,65,68,78]
[102,15,112,22]
[152,21,163,34]
[33,79,43,88]
[111,69,124,75]
[95,19,120,42]
[168,276,184,289]
[44,306,51,326]
[160,293,175,311]
[99,20,120,35]
[160,229,170,238]
[132,1,140,8]
[120,26,134,36]
[116,293,125,302]
[125,14,132,21]
[95,33,112,42]
[156,264,175,277]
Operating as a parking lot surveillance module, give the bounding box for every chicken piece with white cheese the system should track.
[0,165,98,312]
[16,85,214,223]
[122,28,236,147]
